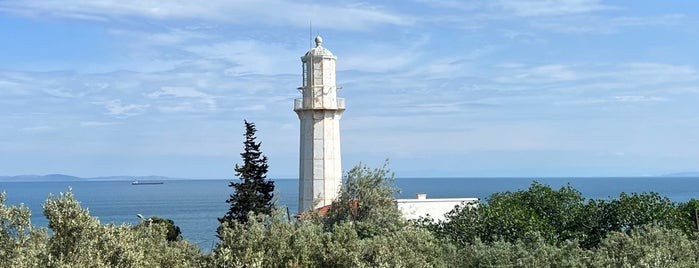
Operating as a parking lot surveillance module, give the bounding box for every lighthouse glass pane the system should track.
[302,62,307,87]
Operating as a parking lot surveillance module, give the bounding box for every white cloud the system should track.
[340,35,430,73]
[413,1,681,36]
[340,52,418,73]
[157,103,197,113]
[414,0,611,17]
[613,96,667,103]
[235,104,266,112]
[532,14,685,34]
[620,63,698,82]
[80,121,119,126]
[0,0,411,31]
[503,30,547,44]
[0,79,19,89]
[495,64,577,84]
[21,125,55,132]
[148,86,217,110]
[2,0,698,178]
[43,87,84,98]
[497,0,613,17]
[560,95,669,106]
[488,62,697,95]
[149,86,213,101]
[186,40,299,75]
[109,27,213,47]
[103,99,149,118]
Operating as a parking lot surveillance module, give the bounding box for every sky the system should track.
[1,0,698,179]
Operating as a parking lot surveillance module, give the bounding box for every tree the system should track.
[676,198,699,235]
[324,160,405,238]
[42,189,204,267]
[435,182,586,246]
[428,182,688,250]
[219,120,275,225]
[212,162,444,268]
[135,216,182,242]
[1,192,47,267]
[578,192,680,248]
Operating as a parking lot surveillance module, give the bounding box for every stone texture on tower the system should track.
[295,35,345,213]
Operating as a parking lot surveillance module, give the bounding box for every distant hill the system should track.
[0,174,182,182]
[89,175,176,181]
[662,172,699,177]
[0,174,82,182]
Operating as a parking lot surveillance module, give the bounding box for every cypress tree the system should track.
[219,120,275,224]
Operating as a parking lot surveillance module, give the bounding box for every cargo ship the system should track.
[131,180,164,185]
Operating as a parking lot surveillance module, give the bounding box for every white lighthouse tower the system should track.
[295,35,345,213]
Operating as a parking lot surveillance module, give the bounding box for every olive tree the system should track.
[0,192,48,268]
[212,162,444,268]
[42,189,204,267]
[324,161,404,238]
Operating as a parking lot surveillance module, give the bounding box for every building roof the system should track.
[296,199,358,219]
[303,35,335,58]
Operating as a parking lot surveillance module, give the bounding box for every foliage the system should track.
[431,182,691,250]
[578,192,680,248]
[445,226,699,267]
[212,210,443,268]
[211,162,444,268]
[42,190,204,267]
[219,120,275,226]
[675,198,699,236]
[324,160,405,238]
[0,192,48,268]
[212,212,324,268]
[590,227,699,267]
[135,216,183,242]
[7,172,699,267]
[1,190,207,267]
[436,182,586,246]
[447,233,589,268]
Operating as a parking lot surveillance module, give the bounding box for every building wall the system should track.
[295,39,344,213]
[296,109,343,212]
[396,194,479,222]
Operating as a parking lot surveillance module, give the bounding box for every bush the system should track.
[42,189,203,267]
[0,192,48,267]
[211,162,444,268]
[431,182,687,249]
[435,182,586,246]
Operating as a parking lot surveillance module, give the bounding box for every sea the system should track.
[2,177,699,252]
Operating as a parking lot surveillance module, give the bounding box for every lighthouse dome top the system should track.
[303,35,334,58]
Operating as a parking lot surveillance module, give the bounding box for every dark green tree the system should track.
[135,216,182,242]
[578,192,680,248]
[435,182,586,246]
[219,120,275,225]
[676,198,699,235]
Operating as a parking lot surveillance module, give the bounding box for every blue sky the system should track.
[1,0,698,179]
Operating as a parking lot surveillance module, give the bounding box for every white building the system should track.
[396,193,479,222]
[295,36,345,213]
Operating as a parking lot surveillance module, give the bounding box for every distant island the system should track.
[0,174,180,182]
[662,172,699,177]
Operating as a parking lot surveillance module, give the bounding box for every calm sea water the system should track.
[2,177,699,251]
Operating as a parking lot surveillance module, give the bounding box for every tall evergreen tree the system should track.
[219,120,275,225]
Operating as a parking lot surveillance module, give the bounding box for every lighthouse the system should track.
[295,35,345,213]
